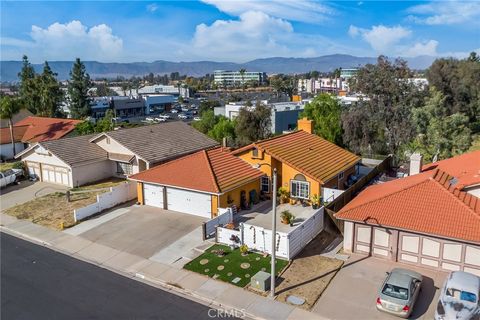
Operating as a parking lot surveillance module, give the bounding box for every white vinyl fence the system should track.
[73,182,137,222]
[204,207,234,239]
[322,188,345,203]
[216,207,325,259]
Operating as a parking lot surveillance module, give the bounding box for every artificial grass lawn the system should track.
[184,244,289,288]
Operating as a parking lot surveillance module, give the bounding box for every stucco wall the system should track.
[72,160,115,187]
[281,161,321,199]
[0,142,25,160]
[219,179,260,209]
[95,135,134,155]
[343,221,354,252]
[21,146,69,167]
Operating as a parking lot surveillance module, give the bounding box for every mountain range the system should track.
[0,54,436,82]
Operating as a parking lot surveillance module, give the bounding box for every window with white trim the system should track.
[290,180,310,199]
[261,176,270,193]
[339,171,344,180]
[116,162,133,175]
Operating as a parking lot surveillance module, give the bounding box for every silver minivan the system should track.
[376,268,423,318]
[435,271,480,320]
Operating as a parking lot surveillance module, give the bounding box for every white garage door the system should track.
[26,161,40,179]
[41,165,69,186]
[167,188,211,218]
[143,183,164,208]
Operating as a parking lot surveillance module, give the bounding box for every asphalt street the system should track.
[1,232,226,320]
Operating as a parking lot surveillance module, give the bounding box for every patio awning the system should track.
[108,153,135,163]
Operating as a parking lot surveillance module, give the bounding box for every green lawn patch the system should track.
[184,244,288,288]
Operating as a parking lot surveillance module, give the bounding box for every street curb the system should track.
[0,225,262,319]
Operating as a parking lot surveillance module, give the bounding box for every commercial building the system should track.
[213,70,267,87]
[340,68,358,79]
[143,94,175,114]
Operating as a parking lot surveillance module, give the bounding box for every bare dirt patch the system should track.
[276,230,344,310]
[4,178,124,230]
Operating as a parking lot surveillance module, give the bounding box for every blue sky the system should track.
[1,0,479,63]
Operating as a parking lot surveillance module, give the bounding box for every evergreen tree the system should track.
[17,55,40,114]
[38,62,64,117]
[67,58,92,119]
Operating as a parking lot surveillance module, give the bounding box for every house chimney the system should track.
[409,153,423,176]
[297,117,314,134]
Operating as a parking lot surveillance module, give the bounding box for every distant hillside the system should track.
[0,54,436,82]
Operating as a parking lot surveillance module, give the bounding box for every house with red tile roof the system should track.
[129,147,264,218]
[0,116,81,160]
[336,151,480,276]
[232,118,360,204]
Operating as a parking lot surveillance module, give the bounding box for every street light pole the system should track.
[270,168,277,298]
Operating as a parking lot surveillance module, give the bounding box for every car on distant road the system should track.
[145,117,155,122]
[181,107,189,112]
[376,268,423,318]
[178,114,190,120]
[434,271,480,320]
[193,116,201,121]
[171,109,179,113]
[154,117,167,122]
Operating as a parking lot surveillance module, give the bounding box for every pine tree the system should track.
[39,62,64,117]
[67,58,92,119]
[17,55,40,114]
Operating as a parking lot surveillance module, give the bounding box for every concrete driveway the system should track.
[76,205,207,260]
[0,181,68,211]
[313,253,447,320]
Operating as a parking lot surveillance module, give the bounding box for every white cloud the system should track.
[348,24,440,57]
[3,20,123,62]
[201,0,334,24]
[403,40,439,57]
[190,11,348,61]
[349,25,411,53]
[146,3,158,13]
[407,1,480,25]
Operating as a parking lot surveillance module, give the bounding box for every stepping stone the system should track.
[261,268,266,271]
[240,263,250,269]
[255,257,260,261]
[232,277,241,284]
[227,272,233,277]
[217,265,224,271]
[245,274,250,278]
[199,259,209,265]
[287,295,305,306]
[224,259,229,263]
[213,274,220,279]
[204,268,209,273]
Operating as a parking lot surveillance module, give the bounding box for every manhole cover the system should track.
[286,295,305,306]
[199,259,209,265]
[240,263,250,269]
[217,265,225,271]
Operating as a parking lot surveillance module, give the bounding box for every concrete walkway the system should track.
[0,213,327,320]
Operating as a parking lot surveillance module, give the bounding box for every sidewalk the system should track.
[0,213,327,320]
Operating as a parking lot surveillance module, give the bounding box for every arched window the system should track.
[293,174,306,181]
[291,174,309,199]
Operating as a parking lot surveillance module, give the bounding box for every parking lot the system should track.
[75,205,206,259]
[313,253,447,320]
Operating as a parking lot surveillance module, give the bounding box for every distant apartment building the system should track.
[297,77,349,94]
[213,70,267,87]
[340,68,359,79]
[215,100,307,134]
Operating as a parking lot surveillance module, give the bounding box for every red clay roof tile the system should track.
[14,116,82,143]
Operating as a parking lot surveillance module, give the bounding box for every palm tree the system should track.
[0,96,22,156]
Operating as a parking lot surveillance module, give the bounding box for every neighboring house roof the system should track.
[14,116,82,143]
[232,130,360,184]
[336,169,480,243]
[91,122,218,164]
[422,150,480,190]
[0,125,29,144]
[0,109,34,129]
[16,133,107,167]
[130,147,264,194]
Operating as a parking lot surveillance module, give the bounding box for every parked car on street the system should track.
[0,169,22,188]
[434,271,480,320]
[171,109,179,113]
[145,117,155,122]
[181,107,189,112]
[193,116,201,121]
[376,268,423,318]
[178,113,189,119]
[154,117,167,122]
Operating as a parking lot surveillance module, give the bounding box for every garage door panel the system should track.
[167,188,211,218]
[401,235,419,254]
[374,228,390,247]
[144,184,164,208]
